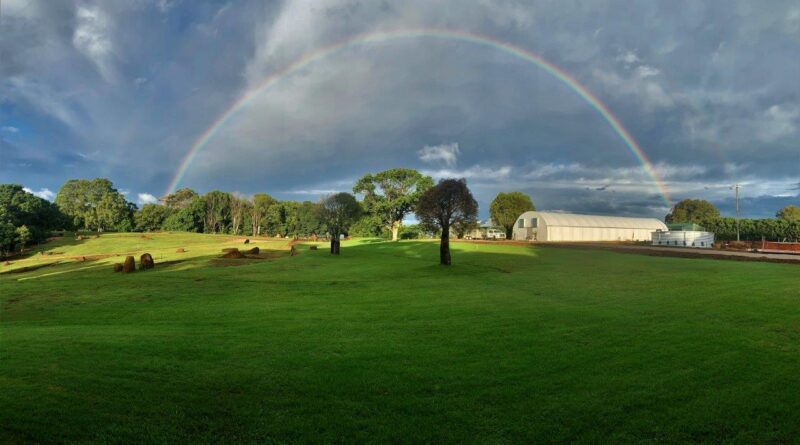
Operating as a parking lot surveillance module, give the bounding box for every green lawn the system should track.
[2,234,800,443]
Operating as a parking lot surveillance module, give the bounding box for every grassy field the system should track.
[2,233,800,443]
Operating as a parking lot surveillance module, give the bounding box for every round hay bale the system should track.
[221,250,245,259]
[76,235,85,241]
[222,247,239,253]
[309,245,318,251]
[247,247,260,254]
[113,263,123,272]
[175,247,185,253]
[3,261,11,266]
[122,256,136,273]
[140,253,155,270]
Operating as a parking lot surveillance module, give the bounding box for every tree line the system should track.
[3,168,529,264]
[665,199,800,241]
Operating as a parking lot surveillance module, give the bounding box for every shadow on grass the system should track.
[3,238,538,282]
[5,234,96,261]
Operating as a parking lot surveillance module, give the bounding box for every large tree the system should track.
[777,205,800,222]
[229,195,247,235]
[353,168,433,241]
[416,178,478,265]
[202,191,231,233]
[161,197,205,232]
[296,201,325,237]
[161,188,198,209]
[318,193,361,255]
[135,203,171,232]
[55,178,131,231]
[250,193,277,236]
[489,192,535,238]
[0,184,65,255]
[665,199,720,224]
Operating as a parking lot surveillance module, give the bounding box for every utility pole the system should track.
[732,183,741,242]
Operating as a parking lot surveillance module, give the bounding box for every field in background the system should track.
[0,232,294,276]
[2,234,800,443]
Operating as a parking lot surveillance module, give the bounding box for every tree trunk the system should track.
[334,239,341,255]
[391,220,401,241]
[505,226,513,239]
[330,233,341,255]
[440,225,451,265]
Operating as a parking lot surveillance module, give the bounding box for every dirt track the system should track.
[541,242,800,265]
[453,239,800,265]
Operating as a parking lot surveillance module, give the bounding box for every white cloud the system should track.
[635,65,660,78]
[155,0,176,13]
[651,162,707,180]
[524,162,586,179]
[1,0,39,19]
[23,187,55,201]
[757,104,799,142]
[7,78,81,130]
[1,126,19,133]
[283,189,341,196]
[137,193,159,205]
[76,150,99,160]
[523,161,707,183]
[616,50,640,65]
[73,6,115,82]
[417,142,460,167]
[593,69,673,109]
[477,0,535,29]
[424,165,512,181]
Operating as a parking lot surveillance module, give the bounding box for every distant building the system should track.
[465,219,506,240]
[512,211,667,242]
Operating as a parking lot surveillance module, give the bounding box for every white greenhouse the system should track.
[512,211,668,242]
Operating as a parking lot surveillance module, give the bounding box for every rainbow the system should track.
[166,28,672,207]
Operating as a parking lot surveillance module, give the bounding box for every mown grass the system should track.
[1,234,799,443]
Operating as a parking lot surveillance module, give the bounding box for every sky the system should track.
[1,0,798,219]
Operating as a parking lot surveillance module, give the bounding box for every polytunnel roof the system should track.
[519,211,668,230]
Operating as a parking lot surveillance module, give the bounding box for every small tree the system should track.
[15,225,31,253]
[319,193,361,255]
[489,192,535,238]
[416,178,478,265]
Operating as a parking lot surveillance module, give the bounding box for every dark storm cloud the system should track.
[2,0,798,218]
